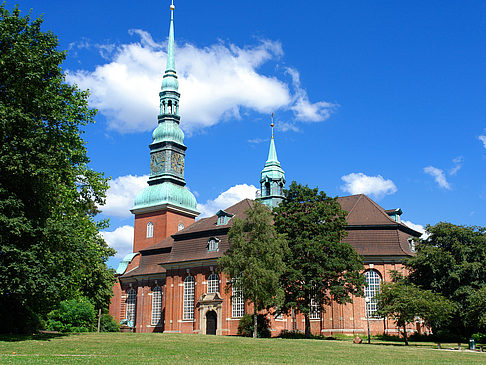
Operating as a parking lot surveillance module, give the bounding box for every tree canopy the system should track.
[376,273,455,345]
[0,5,115,333]
[274,182,365,338]
[405,222,486,338]
[218,202,288,338]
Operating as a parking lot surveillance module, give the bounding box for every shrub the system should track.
[472,333,486,344]
[46,299,96,333]
[278,330,329,340]
[237,314,271,338]
[100,314,120,332]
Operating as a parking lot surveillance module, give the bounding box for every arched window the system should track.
[183,276,195,320]
[208,238,219,252]
[364,270,381,318]
[265,182,270,196]
[151,286,162,326]
[168,100,173,114]
[126,288,137,326]
[232,279,244,318]
[207,273,219,293]
[146,222,154,238]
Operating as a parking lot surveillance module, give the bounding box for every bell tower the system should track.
[131,2,199,252]
[259,115,286,208]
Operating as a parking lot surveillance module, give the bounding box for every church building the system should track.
[109,3,422,337]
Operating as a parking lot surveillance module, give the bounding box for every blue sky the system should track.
[10,1,486,267]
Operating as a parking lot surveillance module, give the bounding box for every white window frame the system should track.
[365,270,381,318]
[232,281,244,318]
[310,298,320,320]
[151,286,162,326]
[183,276,195,320]
[126,288,137,325]
[146,222,154,238]
[208,237,219,252]
[207,273,219,293]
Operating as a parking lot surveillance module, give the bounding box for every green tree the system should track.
[274,182,365,338]
[218,202,288,338]
[376,275,455,345]
[405,223,486,338]
[0,5,115,333]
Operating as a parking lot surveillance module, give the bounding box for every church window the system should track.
[151,286,162,326]
[183,276,195,320]
[207,273,219,293]
[310,298,320,320]
[147,222,154,238]
[126,288,137,326]
[364,270,381,318]
[208,238,219,252]
[232,281,244,318]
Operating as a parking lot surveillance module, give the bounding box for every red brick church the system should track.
[109,4,422,337]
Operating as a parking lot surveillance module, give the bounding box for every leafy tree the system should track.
[376,274,455,345]
[274,182,365,338]
[237,314,271,338]
[405,223,486,338]
[0,5,115,333]
[218,202,288,338]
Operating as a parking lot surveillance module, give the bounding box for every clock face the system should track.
[150,151,166,176]
[171,152,185,175]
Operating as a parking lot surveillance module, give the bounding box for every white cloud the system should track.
[449,156,463,176]
[67,30,333,134]
[102,175,148,218]
[197,184,258,218]
[401,220,427,239]
[340,173,397,199]
[423,166,451,190]
[101,225,134,259]
[479,135,486,149]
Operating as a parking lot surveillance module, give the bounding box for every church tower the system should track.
[259,116,285,208]
[131,2,199,252]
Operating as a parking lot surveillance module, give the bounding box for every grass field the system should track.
[0,332,484,364]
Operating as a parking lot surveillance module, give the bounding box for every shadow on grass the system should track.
[0,331,71,342]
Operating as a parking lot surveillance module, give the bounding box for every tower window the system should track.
[146,222,154,238]
[265,182,270,196]
[151,286,162,326]
[183,276,195,320]
[168,100,173,114]
[310,298,320,320]
[207,273,219,293]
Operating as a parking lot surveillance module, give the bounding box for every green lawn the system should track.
[0,332,484,364]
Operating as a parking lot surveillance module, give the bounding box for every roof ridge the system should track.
[361,194,396,223]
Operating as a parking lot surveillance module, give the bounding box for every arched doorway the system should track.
[206,310,217,335]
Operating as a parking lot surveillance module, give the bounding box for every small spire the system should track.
[266,113,279,164]
[166,0,176,72]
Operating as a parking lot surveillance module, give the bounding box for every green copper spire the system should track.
[132,2,198,217]
[166,2,175,72]
[259,115,285,208]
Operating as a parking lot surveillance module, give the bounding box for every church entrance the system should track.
[206,310,217,335]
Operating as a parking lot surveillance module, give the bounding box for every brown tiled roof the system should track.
[123,195,419,278]
[121,250,170,278]
[165,199,254,264]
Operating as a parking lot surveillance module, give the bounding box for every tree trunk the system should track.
[253,309,258,339]
[304,314,311,338]
[403,325,408,346]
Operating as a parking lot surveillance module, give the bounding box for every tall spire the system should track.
[259,114,286,208]
[132,1,198,217]
[166,1,175,72]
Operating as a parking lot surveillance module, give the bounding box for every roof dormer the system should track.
[216,210,234,226]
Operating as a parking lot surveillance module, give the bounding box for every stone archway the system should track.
[206,310,217,335]
[198,292,223,335]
